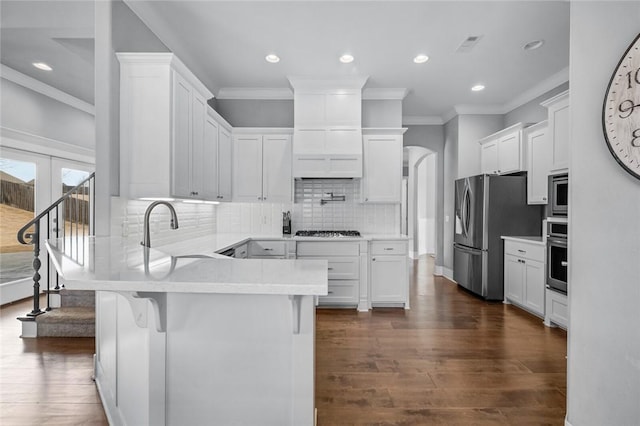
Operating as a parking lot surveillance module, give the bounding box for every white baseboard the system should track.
[443,267,454,282]
[409,250,418,259]
[0,279,32,305]
[434,265,443,276]
[565,417,572,426]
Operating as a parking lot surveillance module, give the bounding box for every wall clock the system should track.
[603,33,640,180]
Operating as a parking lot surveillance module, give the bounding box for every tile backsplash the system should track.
[292,179,400,234]
[111,198,217,246]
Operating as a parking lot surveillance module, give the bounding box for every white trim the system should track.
[1,64,95,115]
[362,88,408,100]
[442,109,458,124]
[0,279,32,306]
[206,106,232,131]
[232,127,294,135]
[540,89,570,108]
[402,115,444,125]
[362,128,407,135]
[1,127,95,164]
[288,76,369,91]
[506,67,569,112]
[443,267,454,282]
[216,87,293,100]
[565,418,572,426]
[454,104,506,115]
[434,265,444,276]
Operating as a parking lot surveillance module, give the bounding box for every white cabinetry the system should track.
[248,240,289,259]
[362,130,405,203]
[290,78,367,178]
[117,53,214,200]
[503,238,545,318]
[296,241,361,307]
[203,108,233,201]
[479,123,526,175]
[369,240,409,308]
[541,90,570,173]
[525,121,551,204]
[544,289,568,329]
[232,130,292,203]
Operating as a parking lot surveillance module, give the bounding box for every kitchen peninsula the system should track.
[46,236,327,426]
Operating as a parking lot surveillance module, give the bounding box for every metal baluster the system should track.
[55,205,60,290]
[46,212,51,311]
[75,188,79,260]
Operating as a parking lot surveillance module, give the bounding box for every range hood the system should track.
[289,77,368,178]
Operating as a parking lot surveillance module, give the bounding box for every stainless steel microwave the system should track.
[548,173,568,217]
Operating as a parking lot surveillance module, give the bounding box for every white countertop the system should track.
[501,235,546,246]
[46,236,328,296]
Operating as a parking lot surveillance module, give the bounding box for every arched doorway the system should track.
[403,146,437,260]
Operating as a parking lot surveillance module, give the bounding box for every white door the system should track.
[262,135,292,203]
[217,127,233,201]
[232,135,263,202]
[202,114,219,200]
[504,254,523,303]
[371,255,405,303]
[0,148,50,303]
[172,72,192,198]
[498,132,521,174]
[363,135,402,203]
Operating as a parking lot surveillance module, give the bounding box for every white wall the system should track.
[457,114,504,179]
[0,79,95,149]
[567,3,640,425]
[442,117,458,277]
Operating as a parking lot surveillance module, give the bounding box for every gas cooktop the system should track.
[295,230,361,238]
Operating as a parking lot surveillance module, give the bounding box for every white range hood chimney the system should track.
[288,76,368,178]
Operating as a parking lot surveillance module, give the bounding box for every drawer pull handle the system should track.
[517,249,526,253]
[264,248,273,251]
[328,267,334,270]
[328,291,334,295]
[384,248,393,251]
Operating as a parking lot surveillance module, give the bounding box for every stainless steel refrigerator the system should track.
[453,174,543,300]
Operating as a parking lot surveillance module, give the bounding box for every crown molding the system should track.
[1,127,95,164]
[232,127,294,135]
[503,66,569,113]
[287,76,369,91]
[363,88,408,100]
[362,127,408,135]
[454,104,506,115]
[1,64,95,115]
[216,87,293,100]
[402,115,443,125]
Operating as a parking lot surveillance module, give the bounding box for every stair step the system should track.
[60,289,95,308]
[35,307,95,337]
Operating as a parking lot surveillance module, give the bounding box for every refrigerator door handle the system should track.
[461,184,468,237]
[463,185,472,237]
[454,243,481,255]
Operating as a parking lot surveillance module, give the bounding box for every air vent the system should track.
[456,35,483,53]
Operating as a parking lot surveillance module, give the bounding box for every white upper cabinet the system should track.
[202,108,233,202]
[117,53,217,201]
[541,91,570,173]
[233,130,292,203]
[362,131,404,203]
[525,121,551,204]
[290,77,367,178]
[479,123,526,175]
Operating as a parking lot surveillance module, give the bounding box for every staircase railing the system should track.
[17,172,95,317]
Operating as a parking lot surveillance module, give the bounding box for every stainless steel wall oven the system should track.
[546,221,568,294]
[548,173,568,217]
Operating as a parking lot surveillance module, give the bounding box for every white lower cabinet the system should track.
[248,240,290,259]
[503,239,545,318]
[544,289,568,329]
[370,240,409,308]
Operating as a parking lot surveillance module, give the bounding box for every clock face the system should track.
[603,33,640,180]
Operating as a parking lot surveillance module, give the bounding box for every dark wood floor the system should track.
[316,257,567,425]
[0,256,566,425]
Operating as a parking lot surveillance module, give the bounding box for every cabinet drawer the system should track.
[234,243,248,259]
[546,289,568,328]
[318,280,359,305]
[371,241,407,256]
[248,241,286,257]
[296,241,360,257]
[504,240,545,262]
[300,256,359,279]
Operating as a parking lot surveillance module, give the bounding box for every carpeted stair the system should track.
[35,290,95,337]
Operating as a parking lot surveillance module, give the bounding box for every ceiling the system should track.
[0,1,95,104]
[0,1,570,122]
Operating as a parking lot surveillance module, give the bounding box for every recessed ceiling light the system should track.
[523,40,544,51]
[471,84,485,92]
[32,62,52,71]
[413,54,429,64]
[265,54,280,63]
[339,54,354,64]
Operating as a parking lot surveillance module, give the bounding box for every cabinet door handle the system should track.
[372,258,376,261]
[561,261,568,267]
[328,291,334,295]
[542,197,547,201]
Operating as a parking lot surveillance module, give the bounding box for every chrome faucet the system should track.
[141,201,179,248]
